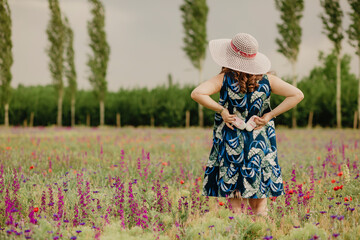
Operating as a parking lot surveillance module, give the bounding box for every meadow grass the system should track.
[0,126,359,239]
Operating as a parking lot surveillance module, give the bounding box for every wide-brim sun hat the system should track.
[209,33,271,75]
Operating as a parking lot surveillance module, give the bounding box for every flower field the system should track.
[0,126,359,239]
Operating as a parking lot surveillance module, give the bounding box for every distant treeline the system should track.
[0,51,358,128]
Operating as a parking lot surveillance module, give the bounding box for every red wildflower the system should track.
[317,156,321,160]
[161,162,168,166]
[338,171,343,177]
[288,189,294,195]
[331,179,336,183]
[339,185,343,189]
[48,169,52,173]
[344,197,349,202]
[30,165,34,170]
[334,186,340,191]
[180,180,184,184]
[33,207,39,212]
[270,197,277,201]
[219,201,225,206]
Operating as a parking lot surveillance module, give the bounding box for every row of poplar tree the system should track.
[0,0,109,128]
[0,49,357,128]
[0,0,359,128]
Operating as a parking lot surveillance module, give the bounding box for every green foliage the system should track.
[347,0,360,56]
[320,0,344,53]
[180,0,208,71]
[87,0,110,101]
[63,16,77,98]
[0,0,13,105]
[46,0,65,91]
[297,51,357,127]
[275,0,304,63]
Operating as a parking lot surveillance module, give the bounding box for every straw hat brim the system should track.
[209,39,271,75]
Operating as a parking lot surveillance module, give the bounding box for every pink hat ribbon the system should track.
[230,40,257,59]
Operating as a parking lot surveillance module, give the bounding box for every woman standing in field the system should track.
[191,33,304,216]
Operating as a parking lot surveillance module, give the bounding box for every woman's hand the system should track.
[221,108,236,130]
[253,112,275,130]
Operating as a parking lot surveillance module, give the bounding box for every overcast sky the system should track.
[9,0,357,91]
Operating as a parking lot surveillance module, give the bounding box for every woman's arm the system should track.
[254,73,304,129]
[191,73,237,130]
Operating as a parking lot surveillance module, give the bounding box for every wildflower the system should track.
[30,165,34,170]
[337,171,343,177]
[219,201,225,206]
[344,197,349,202]
[319,211,327,214]
[317,156,321,160]
[180,180,184,184]
[287,189,294,195]
[337,215,344,221]
[70,237,77,240]
[332,233,340,237]
[339,185,343,189]
[330,215,337,219]
[229,216,234,220]
[33,207,39,212]
[208,225,214,228]
[270,197,276,201]
[263,236,273,240]
[161,162,168,166]
[331,179,336,183]
[76,230,82,234]
[342,164,351,183]
[333,186,339,191]
[49,169,52,173]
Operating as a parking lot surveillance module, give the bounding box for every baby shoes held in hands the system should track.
[245,115,258,131]
[232,116,247,130]
[231,115,259,131]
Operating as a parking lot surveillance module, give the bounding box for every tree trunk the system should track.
[30,112,34,127]
[307,111,313,129]
[100,99,105,126]
[57,88,63,127]
[291,61,297,129]
[336,53,341,128]
[71,96,76,127]
[4,103,9,127]
[150,114,155,127]
[116,113,121,128]
[86,113,90,126]
[358,55,360,128]
[185,110,190,128]
[198,66,204,127]
[354,111,358,129]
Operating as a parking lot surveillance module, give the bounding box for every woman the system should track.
[191,33,304,216]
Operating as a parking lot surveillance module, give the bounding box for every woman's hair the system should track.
[220,67,263,94]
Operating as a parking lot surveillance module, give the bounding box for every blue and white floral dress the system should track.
[202,72,285,199]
